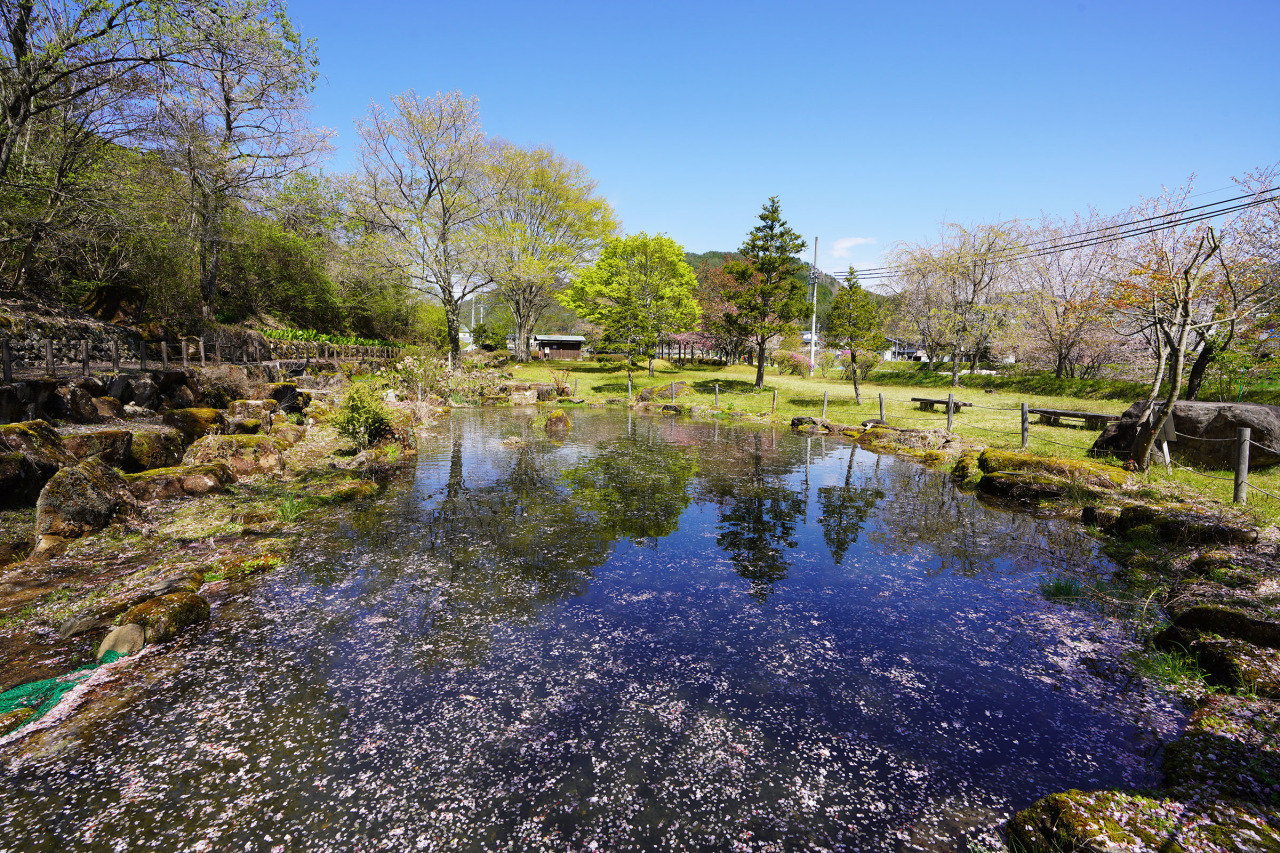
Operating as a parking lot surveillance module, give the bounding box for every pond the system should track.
[0,410,1184,852]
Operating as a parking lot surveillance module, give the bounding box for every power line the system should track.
[830,188,1280,283]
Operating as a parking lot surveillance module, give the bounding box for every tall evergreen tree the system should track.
[722,196,808,389]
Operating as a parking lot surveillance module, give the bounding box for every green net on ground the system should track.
[0,651,123,735]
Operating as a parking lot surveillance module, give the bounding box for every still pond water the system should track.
[1,410,1183,852]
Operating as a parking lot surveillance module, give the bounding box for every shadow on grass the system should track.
[691,379,761,395]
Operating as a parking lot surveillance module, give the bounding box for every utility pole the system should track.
[808,236,819,376]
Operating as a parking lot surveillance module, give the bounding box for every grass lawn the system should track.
[505,358,1280,525]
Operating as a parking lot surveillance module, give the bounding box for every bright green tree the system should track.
[722,197,808,389]
[559,232,701,377]
[825,268,887,403]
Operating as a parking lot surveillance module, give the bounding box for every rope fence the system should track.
[690,380,1276,508]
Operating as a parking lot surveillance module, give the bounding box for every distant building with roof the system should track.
[533,335,586,360]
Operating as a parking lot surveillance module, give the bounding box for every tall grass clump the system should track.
[334,383,394,449]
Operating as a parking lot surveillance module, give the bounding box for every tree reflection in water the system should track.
[709,432,808,600]
[817,445,884,566]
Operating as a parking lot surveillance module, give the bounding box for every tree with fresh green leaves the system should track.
[480,142,617,362]
[721,196,808,389]
[559,232,700,377]
[149,0,328,319]
[825,268,886,403]
[347,90,493,359]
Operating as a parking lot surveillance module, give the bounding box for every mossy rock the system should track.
[950,450,983,489]
[183,434,284,477]
[264,383,311,415]
[269,423,306,448]
[544,409,571,432]
[119,591,210,643]
[0,420,74,508]
[1171,606,1280,650]
[318,480,379,504]
[35,457,138,549]
[211,551,285,581]
[1007,788,1280,852]
[228,399,277,419]
[124,461,236,501]
[979,470,1110,504]
[1163,695,1280,804]
[1191,638,1280,699]
[61,429,134,469]
[1111,504,1259,547]
[0,707,37,737]
[227,417,261,435]
[977,449,1125,489]
[161,408,228,447]
[126,429,184,472]
[1188,550,1257,588]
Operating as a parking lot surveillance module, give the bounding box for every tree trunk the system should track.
[1185,328,1232,402]
[513,315,534,362]
[443,297,462,361]
[754,339,767,389]
[1132,321,1190,471]
[851,352,862,406]
[950,347,960,386]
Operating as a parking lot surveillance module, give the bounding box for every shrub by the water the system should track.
[334,384,394,449]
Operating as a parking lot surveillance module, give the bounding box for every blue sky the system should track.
[289,0,1279,274]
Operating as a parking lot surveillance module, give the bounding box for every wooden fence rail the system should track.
[1,337,404,384]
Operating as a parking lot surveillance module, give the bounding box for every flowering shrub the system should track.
[773,350,811,376]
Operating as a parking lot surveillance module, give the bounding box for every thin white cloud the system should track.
[830,236,877,258]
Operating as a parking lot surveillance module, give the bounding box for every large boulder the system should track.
[120,591,210,644]
[92,396,125,420]
[638,381,691,402]
[125,428,184,471]
[1092,400,1280,468]
[261,382,310,415]
[162,407,227,446]
[57,570,205,639]
[0,383,27,422]
[34,457,139,554]
[125,461,236,501]
[0,420,75,508]
[62,429,133,467]
[49,385,101,424]
[1007,788,1280,852]
[229,399,277,420]
[183,434,284,477]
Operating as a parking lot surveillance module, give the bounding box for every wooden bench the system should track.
[1028,408,1121,430]
[910,397,972,413]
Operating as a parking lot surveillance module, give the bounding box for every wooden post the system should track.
[182,339,189,368]
[198,338,205,366]
[772,389,777,416]
[81,340,90,377]
[671,382,676,403]
[333,344,340,372]
[214,341,221,364]
[161,340,169,369]
[574,378,578,395]
[878,393,885,422]
[111,339,120,372]
[1021,402,1029,449]
[946,392,955,431]
[45,339,55,376]
[822,391,828,420]
[1,339,11,383]
[1235,427,1251,504]
[627,375,632,399]
[715,383,719,408]
[139,340,147,372]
